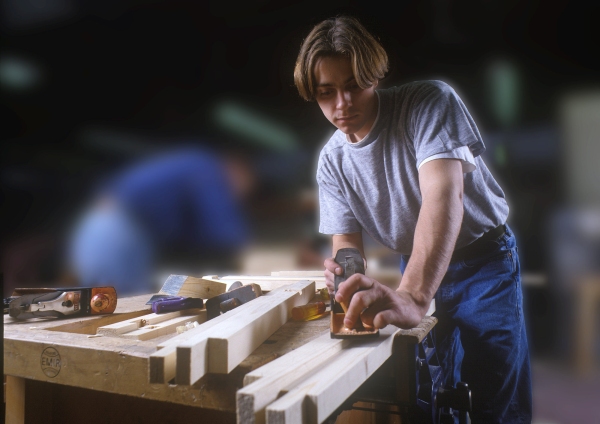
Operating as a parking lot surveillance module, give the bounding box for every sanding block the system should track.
[330,248,379,339]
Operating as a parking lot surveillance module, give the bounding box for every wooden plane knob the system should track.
[91,293,110,312]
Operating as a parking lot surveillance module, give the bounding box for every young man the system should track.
[294,16,532,423]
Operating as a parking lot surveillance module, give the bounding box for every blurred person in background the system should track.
[66,144,256,296]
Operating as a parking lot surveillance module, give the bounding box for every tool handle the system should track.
[333,248,365,290]
[332,248,365,314]
[151,297,204,314]
[292,302,326,321]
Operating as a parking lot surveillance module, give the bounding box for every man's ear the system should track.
[372,80,379,89]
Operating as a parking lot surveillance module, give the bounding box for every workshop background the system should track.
[2,0,599,422]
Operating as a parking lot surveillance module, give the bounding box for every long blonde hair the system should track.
[294,15,389,101]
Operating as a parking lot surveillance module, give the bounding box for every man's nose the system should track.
[336,90,352,109]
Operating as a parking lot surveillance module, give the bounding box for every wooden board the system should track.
[175,280,315,385]
[96,309,206,340]
[149,295,259,384]
[216,275,326,291]
[237,327,398,424]
[264,326,399,424]
[270,271,324,278]
[148,280,315,385]
[237,332,338,423]
[237,311,437,424]
[169,269,399,296]
[157,272,326,294]
[122,314,205,341]
[208,282,315,374]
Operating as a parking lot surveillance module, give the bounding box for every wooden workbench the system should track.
[4,293,436,424]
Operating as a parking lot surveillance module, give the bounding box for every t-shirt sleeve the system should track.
[410,81,485,169]
[316,156,362,235]
[418,145,477,173]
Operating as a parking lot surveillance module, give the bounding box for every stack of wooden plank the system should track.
[140,271,434,423]
[95,272,326,344]
[148,279,316,385]
[236,303,436,424]
[236,326,400,424]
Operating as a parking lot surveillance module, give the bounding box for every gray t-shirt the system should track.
[316,80,509,255]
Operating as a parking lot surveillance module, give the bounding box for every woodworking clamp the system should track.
[407,331,472,423]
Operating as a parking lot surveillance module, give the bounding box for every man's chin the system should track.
[335,125,358,135]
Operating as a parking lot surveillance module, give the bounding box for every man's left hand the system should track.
[334,273,429,330]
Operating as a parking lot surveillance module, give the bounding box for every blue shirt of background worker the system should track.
[67,146,254,296]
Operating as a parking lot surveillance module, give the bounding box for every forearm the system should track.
[332,233,366,264]
[330,160,464,330]
[398,160,464,310]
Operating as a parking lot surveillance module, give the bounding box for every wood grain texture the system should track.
[395,315,437,344]
[4,293,237,412]
[148,281,315,385]
[175,280,315,385]
[160,273,324,298]
[216,275,326,291]
[334,402,401,424]
[148,295,259,384]
[4,280,436,419]
[122,312,206,341]
[97,309,205,338]
[23,379,237,424]
[5,376,26,424]
[238,332,342,424]
[208,280,315,374]
[270,271,323,278]
[237,308,437,424]
[264,326,399,424]
[3,288,324,414]
[242,332,335,386]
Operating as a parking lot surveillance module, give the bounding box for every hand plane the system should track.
[205,281,262,320]
[330,248,379,339]
[5,286,117,320]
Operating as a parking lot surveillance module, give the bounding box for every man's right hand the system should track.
[326,232,366,294]
[324,257,343,295]
[324,255,368,295]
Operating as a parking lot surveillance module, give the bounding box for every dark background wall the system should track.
[2,0,599,352]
